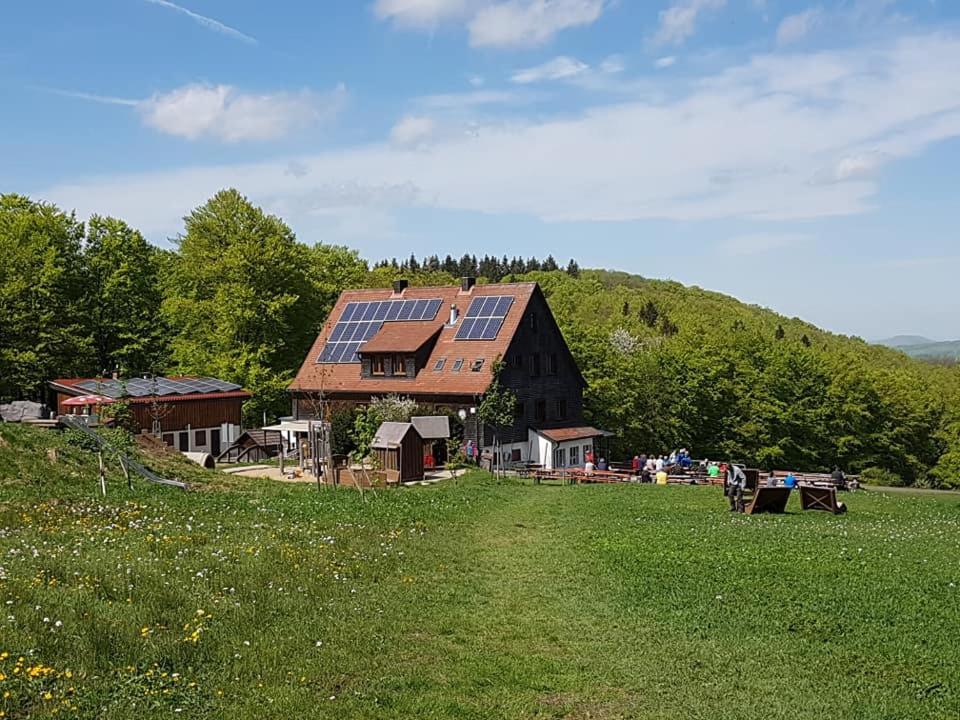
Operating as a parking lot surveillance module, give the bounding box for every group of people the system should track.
[623,448,693,485]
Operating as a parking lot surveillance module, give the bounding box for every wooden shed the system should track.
[371,422,424,483]
[216,430,285,463]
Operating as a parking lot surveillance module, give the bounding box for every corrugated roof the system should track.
[536,426,606,442]
[411,415,450,439]
[291,283,539,397]
[371,421,418,449]
[360,322,441,354]
[50,377,251,403]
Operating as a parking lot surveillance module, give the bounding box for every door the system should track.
[178,432,189,451]
[211,429,222,456]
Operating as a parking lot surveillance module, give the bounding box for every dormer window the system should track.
[372,356,386,376]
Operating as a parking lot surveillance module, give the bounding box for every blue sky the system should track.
[3,0,960,340]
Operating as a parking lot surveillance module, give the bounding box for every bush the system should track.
[860,467,905,487]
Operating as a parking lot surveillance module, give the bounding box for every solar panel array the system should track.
[74,377,242,398]
[319,298,443,363]
[455,296,513,341]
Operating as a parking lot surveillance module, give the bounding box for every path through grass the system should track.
[1,458,958,719]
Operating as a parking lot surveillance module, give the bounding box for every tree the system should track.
[0,194,90,398]
[352,395,421,459]
[566,259,581,277]
[774,324,786,341]
[82,216,167,376]
[162,189,319,425]
[478,358,517,478]
[639,300,659,328]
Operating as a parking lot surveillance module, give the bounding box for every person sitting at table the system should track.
[784,472,797,489]
[831,466,847,490]
[765,470,777,487]
[597,457,608,471]
[584,459,596,475]
[656,468,668,485]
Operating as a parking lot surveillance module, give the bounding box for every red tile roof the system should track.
[359,322,441,354]
[536,426,606,442]
[292,283,539,397]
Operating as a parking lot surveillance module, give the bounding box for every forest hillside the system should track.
[2,189,958,487]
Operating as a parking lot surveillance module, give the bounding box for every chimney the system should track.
[460,276,476,293]
[392,279,409,295]
[449,304,459,325]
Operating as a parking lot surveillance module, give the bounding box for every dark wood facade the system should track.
[54,394,244,436]
[496,289,585,445]
[374,427,425,483]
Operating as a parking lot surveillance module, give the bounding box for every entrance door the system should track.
[553,446,566,469]
[210,429,221,456]
[178,432,189,451]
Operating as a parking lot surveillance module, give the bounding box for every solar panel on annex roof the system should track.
[319,298,444,364]
[455,295,513,341]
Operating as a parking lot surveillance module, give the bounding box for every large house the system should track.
[49,376,248,455]
[291,278,605,469]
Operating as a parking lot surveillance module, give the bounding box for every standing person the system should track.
[631,455,641,475]
[726,463,748,513]
[655,455,664,472]
[639,453,648,472]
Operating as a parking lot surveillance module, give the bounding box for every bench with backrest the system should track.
[799,485,846,514]
[745,486,792,514]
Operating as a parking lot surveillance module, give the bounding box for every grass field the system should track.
[1,426,959,719]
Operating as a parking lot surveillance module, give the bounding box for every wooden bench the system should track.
[799,485,846,514]
[745,486,792,514]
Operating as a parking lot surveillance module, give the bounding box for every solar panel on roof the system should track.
[317,298,444,363]
[455,295,513,341]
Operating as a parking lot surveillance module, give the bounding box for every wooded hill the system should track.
[1,189,957,487]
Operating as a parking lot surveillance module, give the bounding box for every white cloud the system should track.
[136,83,346,142]
[511,56,589,83]
[469,0,604,48]
[655,56,677,68]
[599,55,625,74]
[416,89,523,110]
[390,115,437,146]
[372,0,472,27]
[653,0,726,46]
[776,7,824,45]
[144,0,256,44]
[719,233,809,256]
[39,32,960,238]
[468,74,485,87]
[373,0,605,47]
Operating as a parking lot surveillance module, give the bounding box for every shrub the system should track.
[860,466,905,487]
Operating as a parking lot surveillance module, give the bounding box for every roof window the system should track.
[471,358,485,372]
[452,358,464,372]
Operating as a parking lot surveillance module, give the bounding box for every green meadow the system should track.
[1,425,958,719]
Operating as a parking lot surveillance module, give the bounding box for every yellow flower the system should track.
[43,691,54,701]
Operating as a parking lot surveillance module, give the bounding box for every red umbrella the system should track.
[62,394,116,407]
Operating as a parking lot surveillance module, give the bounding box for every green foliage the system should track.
[860,466,906,487]
[82,216,168,376]
[161,189,325,425]
[0,194,91,398]
[478,358,517,435]
[352,395,422,458]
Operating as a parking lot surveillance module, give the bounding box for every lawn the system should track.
[1,428,958,718]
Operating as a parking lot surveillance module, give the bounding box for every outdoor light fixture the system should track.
[458,409,467,420]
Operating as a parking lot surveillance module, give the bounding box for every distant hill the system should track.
[876,335,960,360]
[898,340,960,361]
[876,335,934,348]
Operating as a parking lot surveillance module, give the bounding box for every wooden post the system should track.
[98,451,107,497]
[120,456,131,490]
[278,431,285,476]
